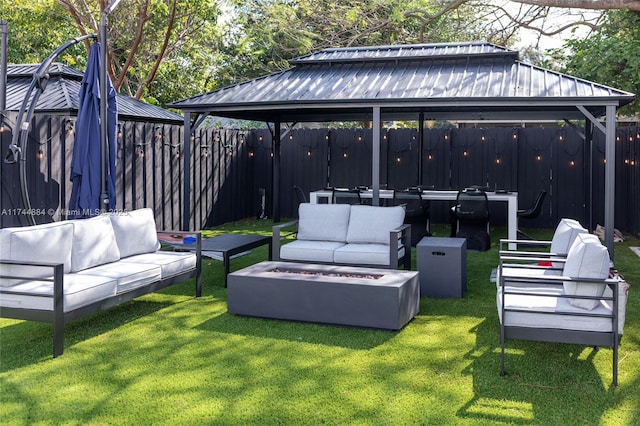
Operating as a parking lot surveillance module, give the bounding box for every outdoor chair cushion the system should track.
[549,218,587,267]
[280,240,347,263]
[562,233,610,310]
[497,280,628,334]
[296,203,351,242]
[108,208,160,258]
[0,222,75,280]
[70,215,121,272]
[346,205,405,245]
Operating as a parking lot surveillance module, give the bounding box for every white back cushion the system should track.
[70,215,121,272]
[550,218,588,269]
[107,208,160,258]
[563,233,610,310]
[550,218,587,255]
[297,203,351,242]
[0,222,74,282]
[346,205,405,245]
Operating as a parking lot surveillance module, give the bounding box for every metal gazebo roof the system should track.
[168,41,635,256]
[5,63,183,123]
[168,41,635,122]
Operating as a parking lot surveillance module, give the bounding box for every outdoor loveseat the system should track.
[0,208,201,357]
[497,232,629,386]
[272,203,411,270]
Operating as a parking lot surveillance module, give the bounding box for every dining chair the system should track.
[392,187,431,246]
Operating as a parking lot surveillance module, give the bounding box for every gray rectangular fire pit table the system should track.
[177,234,271,287]
[227,261,419,330]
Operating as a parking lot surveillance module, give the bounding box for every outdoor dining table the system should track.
[309,188,519,249]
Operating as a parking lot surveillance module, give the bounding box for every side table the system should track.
[416,237,467,298]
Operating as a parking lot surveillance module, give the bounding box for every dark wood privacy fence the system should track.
[1,112,639,237]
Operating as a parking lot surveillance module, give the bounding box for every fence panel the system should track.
[1,113,638,237]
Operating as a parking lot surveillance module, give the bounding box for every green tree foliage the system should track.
[551,10,640,116]
[55,0,221,105]
[214,0,494,88]
[1,0,221,107]
[0,1,84,66]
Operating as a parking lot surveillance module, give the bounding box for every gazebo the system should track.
[169,41,635,256]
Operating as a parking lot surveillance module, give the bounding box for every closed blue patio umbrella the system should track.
[69,42,117,218]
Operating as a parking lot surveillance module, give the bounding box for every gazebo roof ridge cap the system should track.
[288,41,518,65]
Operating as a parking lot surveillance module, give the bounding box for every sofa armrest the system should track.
[272,220,299,261]
[1,260,65,356]
[390,223,411,270]
[498,254,566,276]
[499,238,552,252]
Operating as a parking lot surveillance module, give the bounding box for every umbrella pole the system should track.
[99,19,108,212]
[99,0,122,212]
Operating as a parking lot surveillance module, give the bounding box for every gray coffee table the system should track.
[175,234,271,287]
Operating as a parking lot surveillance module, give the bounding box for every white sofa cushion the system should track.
[562,234,610,310]
[107,208,160,258]
[120,251,197,278]
[0,222,74,282]
[70,215,121,272]
[0,273,117,312]
[76,261,162,293]
[334,243,405,266]
[280,240,346,263]
[346,205,405,245]
[296,203,351,242]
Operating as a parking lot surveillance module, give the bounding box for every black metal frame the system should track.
[498,253,622,386]
[0,230,201,358]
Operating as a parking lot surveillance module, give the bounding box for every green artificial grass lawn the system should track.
[1,220,639,425]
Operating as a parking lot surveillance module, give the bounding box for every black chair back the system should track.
[454,188,490,251]
[518,190,547,219]
[293,185,307,204]
[332,188,362,205]
[392,188,431,246]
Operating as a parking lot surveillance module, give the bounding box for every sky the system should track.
[499,1,601,50]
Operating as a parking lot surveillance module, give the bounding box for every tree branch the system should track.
[135,0,177,99]
[512,0,640,11]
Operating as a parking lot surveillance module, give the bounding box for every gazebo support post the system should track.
[577,104,617,261]
[273,120,281,222]
[585,120,593,234]
[418,112,424,186]
[604,105,616,260]
[372,107,381,206]
[182,111,192,231]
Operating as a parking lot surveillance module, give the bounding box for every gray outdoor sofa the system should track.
[0,208,201,357]
[272,203,411,270]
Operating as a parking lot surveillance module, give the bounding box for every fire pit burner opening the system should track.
[270,267,383,280]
